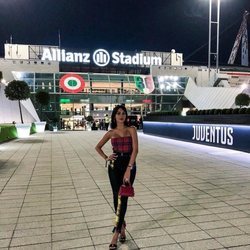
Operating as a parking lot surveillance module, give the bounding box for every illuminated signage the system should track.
[41,48,162,67]
[59,74,85,93]
[60,98,71,103]
[143,122,250,153]
[192,125,233,145]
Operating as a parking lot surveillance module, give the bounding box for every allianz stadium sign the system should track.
[41,48,162,67]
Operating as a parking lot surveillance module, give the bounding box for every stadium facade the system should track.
[0,43,249,129]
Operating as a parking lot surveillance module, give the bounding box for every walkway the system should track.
[0,131,250,249]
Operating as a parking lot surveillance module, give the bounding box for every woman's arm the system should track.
[128,126,139,167]
[95,131,112,160]
[123,126,138,183]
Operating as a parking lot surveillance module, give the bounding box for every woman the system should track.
[95,105,138,250]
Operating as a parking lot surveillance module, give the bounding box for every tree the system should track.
[86,115,94,123]
[35,90,50,120]
[4,80,30,123]
[235,93,250,108]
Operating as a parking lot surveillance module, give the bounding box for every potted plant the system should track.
[34,90,50,132]
[4,80,31,138]
[52,117,59,132]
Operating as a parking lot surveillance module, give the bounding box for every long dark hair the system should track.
[111,105,129,129]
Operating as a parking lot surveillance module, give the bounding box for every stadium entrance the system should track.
[60,101,145,130]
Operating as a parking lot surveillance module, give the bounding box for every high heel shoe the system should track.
[119,234,126,243]
[109,243,117,250]
[109,231,118,250]
[119,221,126,243]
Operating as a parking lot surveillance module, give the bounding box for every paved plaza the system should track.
[0,130,250,250]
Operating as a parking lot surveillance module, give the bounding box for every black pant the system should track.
[105,123,109,131]
[108,154,136,232]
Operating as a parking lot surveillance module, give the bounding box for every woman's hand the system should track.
[123,168,131,184]
[106,153,117,161]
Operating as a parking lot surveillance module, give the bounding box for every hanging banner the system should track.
[134,75,155,94]
[59,74,85,93]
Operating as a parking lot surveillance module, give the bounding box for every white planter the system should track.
[34,121,46,133]
[86,123,92,131]
[53,126,58,132]
[15,123,31,138]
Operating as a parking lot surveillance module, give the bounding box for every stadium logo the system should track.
[59,74,85,93]
[93,49,110,67]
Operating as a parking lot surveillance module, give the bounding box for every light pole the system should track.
[208,0,221,81]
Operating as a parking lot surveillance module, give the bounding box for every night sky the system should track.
[0,0,249,65]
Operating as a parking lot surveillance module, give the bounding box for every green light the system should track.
[60,98,71,103]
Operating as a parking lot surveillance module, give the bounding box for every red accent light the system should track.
[143,99,152,103]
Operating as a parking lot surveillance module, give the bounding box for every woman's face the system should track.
[115,108,126,124]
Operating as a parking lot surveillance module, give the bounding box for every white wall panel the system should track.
[184,78,243,109]
[0,82,40,123]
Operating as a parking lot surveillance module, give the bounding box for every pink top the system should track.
[111,136,132,153]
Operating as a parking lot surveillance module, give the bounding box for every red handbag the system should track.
[119,184,135,197]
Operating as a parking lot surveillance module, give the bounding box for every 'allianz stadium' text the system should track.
[41,48,162,66]
[192,125,233,145]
